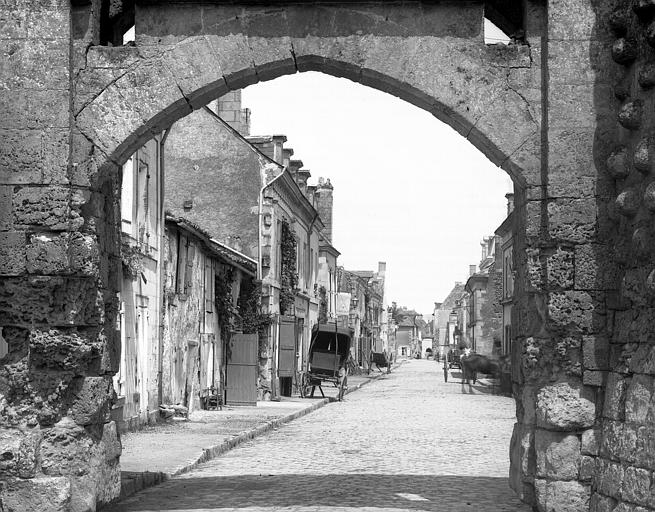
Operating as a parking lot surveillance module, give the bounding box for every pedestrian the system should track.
[337,366,348,401]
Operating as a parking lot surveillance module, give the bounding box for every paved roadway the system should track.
[108,359,531,512]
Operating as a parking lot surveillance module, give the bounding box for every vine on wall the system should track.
[215,266,235,341]
[279,219,298,315]
[238,278,273,336]
[121,241,144,280]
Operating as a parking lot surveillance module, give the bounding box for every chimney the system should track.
[378,261,386,278]
[315,177,334,242]
[480,240,488,260]
[271,135,286,164]
[241,108,251,136]
[217,91,245,134]
[288,159,302,177]
[469,264,477,276]
[282,148,294,169]
[296,169,311,195]
[506,192,515,214]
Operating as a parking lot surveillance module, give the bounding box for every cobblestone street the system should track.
[106,360,530,512]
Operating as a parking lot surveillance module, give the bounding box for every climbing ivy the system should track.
[215,266,235,340]
[279,219,298,315]
[121,241,144,280]
[238,278,273,335]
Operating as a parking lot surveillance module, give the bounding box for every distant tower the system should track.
[315,178,334,242]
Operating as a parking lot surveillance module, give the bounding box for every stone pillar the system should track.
[0,2,122,510]
[510,1,626,511]
[591,2,655,512]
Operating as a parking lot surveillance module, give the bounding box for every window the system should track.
[121,155,135,235]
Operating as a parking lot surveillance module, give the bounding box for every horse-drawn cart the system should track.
[368,351,392,374]
[298,322,353,400]
[442,348,463,382]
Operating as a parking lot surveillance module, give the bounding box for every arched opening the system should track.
[107,61,529,507]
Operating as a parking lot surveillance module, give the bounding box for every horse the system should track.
[460,352,502,386]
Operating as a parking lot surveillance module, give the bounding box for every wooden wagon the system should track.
[299,322,353,400]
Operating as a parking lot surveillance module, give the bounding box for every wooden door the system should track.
[278,316,296,378]
[225,333,258,405]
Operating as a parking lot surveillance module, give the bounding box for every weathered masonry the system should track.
[1,1,655,511]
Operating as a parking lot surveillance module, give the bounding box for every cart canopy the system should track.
[308,323,352,376]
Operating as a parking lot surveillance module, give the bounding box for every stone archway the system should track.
[2,1,651,511]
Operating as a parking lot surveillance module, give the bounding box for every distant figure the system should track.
[460,352,502,386]
[337,366,348,401]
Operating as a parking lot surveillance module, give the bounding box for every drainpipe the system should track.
[258,165,287,402]
[157,127,170,407]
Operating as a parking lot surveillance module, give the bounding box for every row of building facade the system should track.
[432,193,515,361]
[114,91,389,430]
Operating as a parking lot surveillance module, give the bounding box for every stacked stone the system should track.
[0,3,122,511]
[595,1,655,511]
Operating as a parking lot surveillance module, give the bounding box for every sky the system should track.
[242,25,513,316]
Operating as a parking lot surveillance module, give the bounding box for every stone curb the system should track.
[112,363,399,505]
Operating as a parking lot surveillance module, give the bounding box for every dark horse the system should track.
[460,352,502,385]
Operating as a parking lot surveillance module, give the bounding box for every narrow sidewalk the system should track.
[115,367,396,502]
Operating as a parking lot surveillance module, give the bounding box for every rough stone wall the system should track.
[162,225,222,412]
[0,1,122,510]
[7,2,651,512]
[165,108,262,259]
[590,2,655,511]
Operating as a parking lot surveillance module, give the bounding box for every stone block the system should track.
[548,291,594,334]
[621,465,652,507]
[97,458,121,507]
[635,424,655,470]
[40,416,92,477]
[535,429,581,480]
[624,374,654,424]
[0,186,12,230]
[536,382,596,430]
[575,244,620,291]
[579,455,595,481]
[546,247,574,289]
[583,370,607,387]
[26,233,70,275]
[0,129,43,184]
[594,458,624,499]
[589,492,617,512]
[0,39,69,89]
[28,329,102,373]
[510,422,536,493]
[534,478,591,512]
[629,345,655,376]
[0,276,104,326]
[581,428,600,456]
[0,426,41,478]
[0,231,26,275]
[601,420,637,463]
[101,421,121,462]
[41,129,70,185]
[13,186,84,231]
[547,199,597,244]
[69,376,113,426]
[583,335,609,370]
[0,89,69,130]
[603,373,628,420]
[0,476,71,512]
[69,233,100,277]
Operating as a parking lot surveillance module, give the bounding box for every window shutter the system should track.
[184,243,195,294]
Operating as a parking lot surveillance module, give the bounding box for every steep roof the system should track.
[440,282,466,310]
